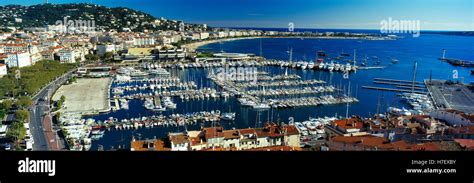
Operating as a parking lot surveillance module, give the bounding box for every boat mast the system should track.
[411,61,418,94]
[346,82,351,119]
[353,49,357,66]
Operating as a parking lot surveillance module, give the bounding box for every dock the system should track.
[358,66,385,70]
[439,57,474,67]
[373,81,425,87]
[362,86,427,94]
[374,78,424,84]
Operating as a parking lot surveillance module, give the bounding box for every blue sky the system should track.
[1,0,473,30]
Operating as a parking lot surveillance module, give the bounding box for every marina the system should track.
[55,35,473,151]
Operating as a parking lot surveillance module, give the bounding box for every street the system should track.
[29,70,74,151]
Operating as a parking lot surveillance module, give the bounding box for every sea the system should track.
[90,29,474,150]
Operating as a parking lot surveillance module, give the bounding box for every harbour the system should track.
[54,35,473,151]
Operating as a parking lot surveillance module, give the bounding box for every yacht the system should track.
[252,103,270,110]
[334,63,341,71]
[327,62,335,72]
[307,62,315,70]
[221,113,236,121]
[318,62,325,69]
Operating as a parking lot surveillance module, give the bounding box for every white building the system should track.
[222,130,240,149]
[430,110,474,127]
[0,64,7,77]
[58,48,86,63]
[133,36,155,46]
[6,52,31,68]
[199,32,209,40]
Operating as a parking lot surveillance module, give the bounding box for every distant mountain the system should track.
[0,3,207,32]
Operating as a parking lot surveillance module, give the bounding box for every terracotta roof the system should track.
[169,133,189,145]
[454,139,474,150]
[204,127,224,139]
[330,135,440,151]
[131,139,169,151]
[283,125,299,135]
[245,146,298,151]
[238,128,256,135]
[333,117,364,130]
[223,130,240,139]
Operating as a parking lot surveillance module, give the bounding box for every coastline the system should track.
[183,37,262,51]
[183,36,394,51]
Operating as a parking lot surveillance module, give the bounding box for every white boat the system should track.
[252,103,270,110]
[221,113,236,121]
[307,62,315,70]
[318,62,325,69]
[334,64,341,71]
[327,62,335,72]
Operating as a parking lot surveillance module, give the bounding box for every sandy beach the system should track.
[182,37,262,51]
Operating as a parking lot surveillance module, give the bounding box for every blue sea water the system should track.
[90,33,474,150]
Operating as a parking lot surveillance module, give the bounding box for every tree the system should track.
[15,96,32,109]
[57,95,66,109]
[85,54,99,61]
[104,52,114,59]
[15,110,29,122]
[1,99,13,111]
[6,121,26,141]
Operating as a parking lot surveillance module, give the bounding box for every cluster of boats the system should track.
[235,79,326,89]
[112,81,197,94]
[291,117,338,146]
[278,61,357,73]
[400,93,435,113]
[245,86,336,97]
[238,95,358,109]
[143,97,177,111]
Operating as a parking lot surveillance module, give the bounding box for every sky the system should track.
[1,0,473,31]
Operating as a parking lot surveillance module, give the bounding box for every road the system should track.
[29,70,74,151]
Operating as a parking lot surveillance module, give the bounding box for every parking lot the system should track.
[427,80,474,114]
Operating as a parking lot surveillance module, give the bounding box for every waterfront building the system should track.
[222,130,240,149]
[282,125,301,147]
[430,110,474,127]
[130,138,169,151]
[331,117,366,136]
[238,128,258,150]
[327,135,441,151]
[169,132,190,151]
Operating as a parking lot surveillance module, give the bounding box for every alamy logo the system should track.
[53,17,96,34]
[215,66,258,84]
[380,17,420,37]
[18,157,56,176]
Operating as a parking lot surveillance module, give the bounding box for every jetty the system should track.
[362,86,427,94]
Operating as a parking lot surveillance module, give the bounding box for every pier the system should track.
[373,78,424,85]
[362,86,427,94]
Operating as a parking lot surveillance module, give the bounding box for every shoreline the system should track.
[182,37,262,51]
[183,36,395,51]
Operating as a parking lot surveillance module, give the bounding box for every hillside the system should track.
[0,3,207,32]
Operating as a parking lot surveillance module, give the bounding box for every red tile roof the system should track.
[454,139,474,150]
[204,127,224,139]
[333,117,364,130]
[238,128,256,135]
[331,135,440,151]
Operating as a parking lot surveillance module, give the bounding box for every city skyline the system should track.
[0,0,473,31]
